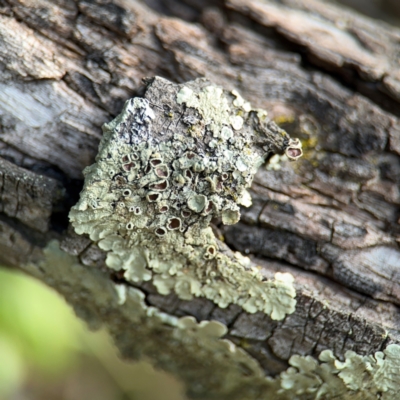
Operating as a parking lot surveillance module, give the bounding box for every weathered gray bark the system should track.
[1,0,400,398]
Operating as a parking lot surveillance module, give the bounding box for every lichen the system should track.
[22,240,270,399]
[25,240,400,400]
[69,76,303,319]
[277,345,400,399]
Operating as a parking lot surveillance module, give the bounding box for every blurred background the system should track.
[0,266,185,400]
[1,1,399,399]
[335,0,400,26]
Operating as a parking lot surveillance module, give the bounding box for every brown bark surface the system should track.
[1,0,400,383]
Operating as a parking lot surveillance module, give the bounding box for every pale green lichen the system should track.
[238,189,252,207]
[25,240,400,400]
[278,345,400,399]
[69,77,300,320]
[177,85,231,134]
[266,153,287,171]
[22,240,267,398]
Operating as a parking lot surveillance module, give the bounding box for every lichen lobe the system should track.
[279,344,400,399]
[69,76,301,319]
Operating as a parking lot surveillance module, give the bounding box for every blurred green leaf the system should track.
[0,334,24,397]
[0,267,81,376]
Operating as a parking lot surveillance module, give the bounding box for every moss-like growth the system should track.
[69,77,302,319]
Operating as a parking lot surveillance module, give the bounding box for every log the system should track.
[0,0,399,398]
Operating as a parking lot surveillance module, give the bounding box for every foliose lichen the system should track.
[69,76,303,319]
[278,345,400,399]
[27,240,400,400]
[22,239,269,399]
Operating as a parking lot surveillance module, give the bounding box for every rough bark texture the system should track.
[1,0,400,398]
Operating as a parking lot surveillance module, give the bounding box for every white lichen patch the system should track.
[177,85,231,134]
[238,189,252,207]
[266,154,287,171]
[69,77,301,319]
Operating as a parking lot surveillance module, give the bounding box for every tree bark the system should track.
[0,0,399,398]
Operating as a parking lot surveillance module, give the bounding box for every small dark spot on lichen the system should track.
[204,245,217,259]
[181,210,191,218]
[287,148,302,159]
[123,162,136,171]
[150,180,168,191]
[205,201,213,214]
[150,159,162,166]
[114,175,127,185]
[147,193,160,202]
[155,165,169,178]
[285,138,303,161]
[168,218,181,230]
[155,227,167,236]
